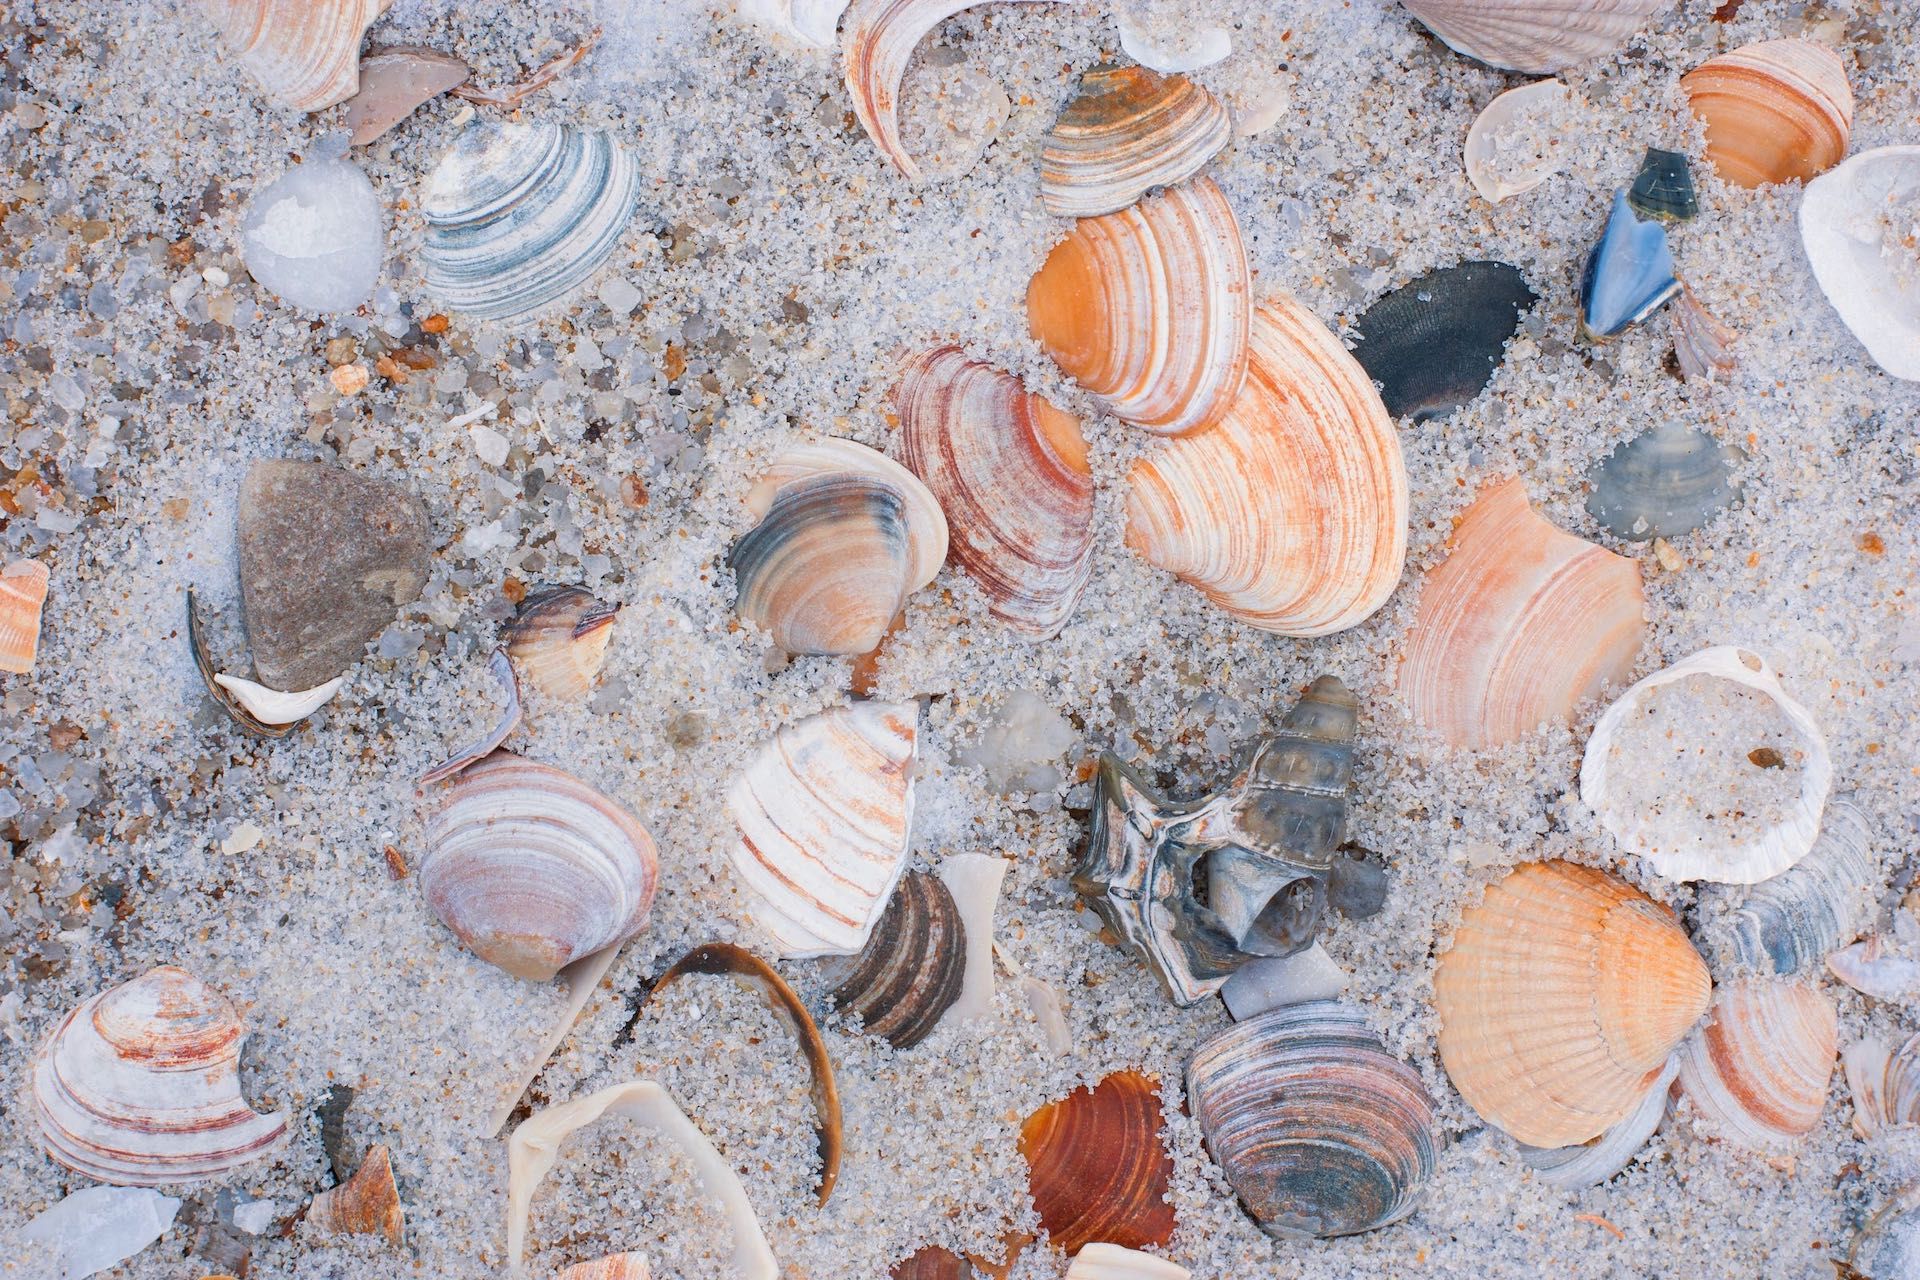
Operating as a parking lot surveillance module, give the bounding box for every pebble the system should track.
[18,1185,181,1280]
[240,156,384,315]
[1220,944,1349,1020]
[219,822,264,855]
[329,363,370,396]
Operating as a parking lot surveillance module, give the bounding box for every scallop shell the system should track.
[1671,288,1740,381]
[1517,1054,1677,1189]
[197,0,392,111]
[557,1255,652,1280]
[1433,860,1712,1148]
[422,121,640,322]
[31,965,290,1186]
[1463,79,1575,204]
[1065,1243,1190,1280]
[738,0,849,46]
[1019,1070,1177,1255]
[1027,177,1251,437]
[1720,797,1876,976]
[1799,145,1920,382]
[1040,64,1231,220]
[1187,1001,1441,1239]
[726,701,919,958]
[1125,298,1407,635]
[1398,0,1676,74]
[1349,261,1537,423]
[894,347,1093,639]
[818,870,965,1049]
[1681,39,1853,190]
[307,1144,404,1245]
[1583,420,1745,543]
[732,474,915,656]
[1579,646,1833,885]
[1844,1032,1920,1140]
[1398,477,1646,748]
[420,752,660,982]
[0,559,48,673]
[1676,977,1836,1153]
[746,439,950,593]
[503,586,619,700]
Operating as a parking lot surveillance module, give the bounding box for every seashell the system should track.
[726,701,919,958]
[1433,860,1711,1147]
[732,474,915,657]
[1112,0,1229,74]
[1850,1182,1920,1280]
[1463,79,1576,204]
[1579,189,1679,340]
[1829,927,1920,1003]
[1028,177,1251,437]
[557,1255,652,1280]
[818,870,966,1049]
[1039,64,1231,220]
[896,59,1011,185]
[1125,299,1407,634]
[746,439,949,593]
[0,558,48,673]
[31,965,290,1186]
[992,942,1074,1055]
[894,347,1092,639]
[1579,645,1833,885]
[1676,977,1836,1153]
[318,1082,356,1183]
[19,1187,183,1280]
[1720,797,1876,976]
[507,1082,775,1280]
[891,1247,971,1280]
[1517,1054,1677,1189]
[342,46,470,145]
[307,1144,404,1245]
[1065,1243,1190,1280]
[1583,420,1745,543]
[1187,1000,1441,1239]
[1681,39,1853,190]
[1398,0,1676,75]
[422,121,641,323]
[937,853,1005,1023]
[1349,261,1538,423]
[1397,477,1646,748]
[212,672,345,725]
[503,585,618,700]
[738,0,849,46]
[1671,287,1740,381]
[488,944,624,1137]
[1799,145,1920,382]
[420,752,659,981]
[197,0,392,111]
[1843,1033,1920,1140]
[420,648,522,787]
[240,152,385,316]
[1018,1070,1177,1255]
[1627,147,1698,223]
[1218,943,1349,1022]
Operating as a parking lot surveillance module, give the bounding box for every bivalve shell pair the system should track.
[1681,39,1853,190]
[1019,1070,1177,1255]
[818,870,965,1049]
[1434,860,1711,1147]
[1800,146,1920,382]
[1187,1001,1441,1239]
[197,0,390,111]
[31,965,290,1186]
[0,559,49,673]
[1125,298,1407,636]
[1040,64,1231,220]
[503,585,619,700]
[1676,977,1836,1153]
[1398,0,1676,74]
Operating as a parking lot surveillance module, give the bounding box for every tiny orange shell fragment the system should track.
[0,559,49,674]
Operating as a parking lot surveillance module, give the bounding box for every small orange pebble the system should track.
[502,576,527,604]
[384,846,408,880]
[421,313,450,334]
[374,354,406,383]
[620,475,648,509]
[1857,531,1885,555]
[329,363,370,396]
[1575,1213,1626,1240]
[662,343,687,382]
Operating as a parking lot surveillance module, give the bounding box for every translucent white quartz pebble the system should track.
[18,1186,182,1280]
[241,149,384,315]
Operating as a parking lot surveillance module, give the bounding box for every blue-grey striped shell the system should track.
[1186,1000,1440,1239]
[1584,420,1745,542]
[1518,1055,1676,1189]
[1716,798,1876,976]
[1579,190,1679,340]
[422,121,640,322]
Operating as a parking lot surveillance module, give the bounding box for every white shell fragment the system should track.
[738,0,850,46]
[213,672,346,725]
[487,943,624,1136]
[1844,1033,1920,1140]
[938,853,1006,1024]
[1113,0,1230,73]
[1463,79,1575,203]
[18,1186,182,1280]
[1064,1242,1191,1280]
[1219,943,1350,1021]
[241,154,384,315]
[419,649,522,786]
[1518,1056,1676,1189]
[1829,918,1920,1002]
[1799,145,1920,381]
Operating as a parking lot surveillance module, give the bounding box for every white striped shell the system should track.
[197,0,392,111]
[1399,0,1676,74]
[1040,64,1231,220]
[1800,146,1920,382]
[1715,797,1876,976]
[1517,1055,1675,1189]
[1676,977,1836,1153]
[1844,1033,1920,1140]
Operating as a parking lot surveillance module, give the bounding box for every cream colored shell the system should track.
[197,0,392,111]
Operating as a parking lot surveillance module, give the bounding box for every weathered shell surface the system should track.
[1829,924,1920,1003]
[197,0,392,111]
[1517,1055,1677,1189]
[420,752,659,981]
[503,586,618,701]
[1349,262,1537,423]
[556,1254,653,1280]
[307,1144,404,1245]
[342,45,470,145]
[895,347,1093,639]
[1682,39,1853,190]
[1398,477,1645,748]
[1020,1070,1176,1255]
[745,439,949,593]
[1028,177,1251,437]
[1064,1242,1190,1280]
[1399,0,1675,74]
[1579,189,1679,339]
[1720,797,1876,976]
[422,121,640,322]
[937,853,1005,1023]
[1676,977,1836,1153]
[818,870,965,1049]
[1671,288,1740,381]
[1800,145,1920,382]
[1584,420,1745,542]
[1187,1001,1441,1239]
[31,965,290,1186]
[0,558,49,673]
[738,0,849,46]
[1126,299,1407,634]
[1433,860,1711,1147]
[1040,64,1231,220]
[726,701,919,958]
[1844,1032,1920,1139]
[1463,80,1575,203]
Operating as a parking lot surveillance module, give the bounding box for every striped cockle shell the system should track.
[1018,1070,1177,1255]
[1125,298,1407,635]
[1844,1032,1920,1140]
[1676,977,1836,1153]
[1799,146,1920,382]
[894,346,1093,640]
[745,439,949,594]
[1064,1243,1190,1280]
[1717,797,1876,976]
[422,121,640,323]
[1028,177,1251,437]
[557,1255,652,1280]
[1040,64,1231,220]
[420,752,659,982]
[1398,0,1676,75]
[306,1144,404,1245]
[31,965,290,1186]
[1517,1054,1677,1190]
[726,701,919,958]
[197,0,392,111]
[0,558,49,673]
[1187,1000,1441,1239]
[1434,860,1711,1148]
[818,869,965,1048]
[503,585,619,700]
[1681,39,1853,190]
[1398,476,1645,748]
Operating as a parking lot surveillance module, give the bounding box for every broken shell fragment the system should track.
[197,0,392,111]
[1349,261,1537,423]
[1844,1032,1920,1139]
[1676,977,1836,1153]
[240,154,385,315]
[212,672,345,725]
[556,1255,652,1280]
[420,752,660,981]
[1019,1070,1177,1255]
[1433,860,1711,1148]
[937,853,1005,1024]
[1517,1054,1677,1189]
[891,1247,971,1280]
[1719,797,1876,976]
[1628,147,1698,223]
[1463,79,1575,204]
[306,1144,404,1245]
[190,593,293,740]
[1029,177,1251,437]
[342,46,470,145]
[1113,0,1229,74]
[1125,298,1407,634]
[1829,929,1920,1003]
[1187,1001,1441,1238]
[419,648,523,786]
[31,965,290,1186]
[1681,39,1853,190]
[1799,145,1920,382]
[488,944,624,1137]
[1398,477,1646,749]
[738,0,850,46]
[1065,1243,1190,1280]
[818,870,966,1050]
[1040,64,1231,220]
[1671,288,1741,381]
[503,585,618,700]
[1580,189,1680,340]
[1398,0,1677,74]
[1219,944,1350,1022]
[0,559,48,674]
[1583,420,1745,543]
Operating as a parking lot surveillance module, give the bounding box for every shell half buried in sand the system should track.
[1676,977,1836,1153]
[1040,63,1232,220]
[197,0,393,111]
[1799,145,1920,382]
[817,869,966,1049]
[1681,38,1853,190]
[1018,1069,1178,1255]
[1463,79,1576,204]
[1397,0,1676,74]
[502,585,619,701]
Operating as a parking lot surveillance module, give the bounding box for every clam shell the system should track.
[1517,1054,1677,1189]
[0,558,49,673]
[1676,977,1836,1153]
[1579,646,1833,885]
[1019,1070,1177,1255]
[197,0,392,111]
[1065,1243,1190,1280]
[1579,189,1679,340]
[891,1248,971,1280]
[1433,860,1711,1148]
[1398,0,1676,74]
[1829,930,1920,1003]
[1463,79,1575,204]
[557,1254,652,1280]
[1844,1032,1920,1140]
[1398,477,1646,748]
[746,439,949,593]
[894,347,1093,639]
[307,1144,404,1245]
[1671,287,1740,381]
[1187,1001,1441,1238]
[1028,177,1251,437]
[1349,261,1537,423]
[420,752,660,981]
[1125,298,1407,635]
[503,585,619,700]
[738,0,849,46]
[422,121,640,322]
[1113,3,1229,75]
[732,474,914,656]
[818,870,966,1049]
[1681,39,1853,190]
[726,701,919,958]
[1583,420,1745,543]
[31,965,290,1186]
[1040,64,1231,220]
[1720,797,1876,976]
[1799,145,1920,382]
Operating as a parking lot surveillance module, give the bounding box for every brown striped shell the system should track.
[1676,977,1836,1152]
[1018,1070,1177,1255]
[0,559,48,674]
[818,871,966,1049]
[197,0,393,112]
[306,1144,404,1245]
[1681,39,1853,190]
[503,585,618,701]
[1041,64,1231,219]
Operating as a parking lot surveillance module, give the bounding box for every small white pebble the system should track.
[232,1198,277,1234]
[201,265,230,287]
[220,822,265,855]
[469,423,510,466]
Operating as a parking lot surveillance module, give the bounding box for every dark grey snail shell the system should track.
[817,871,966,1049]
